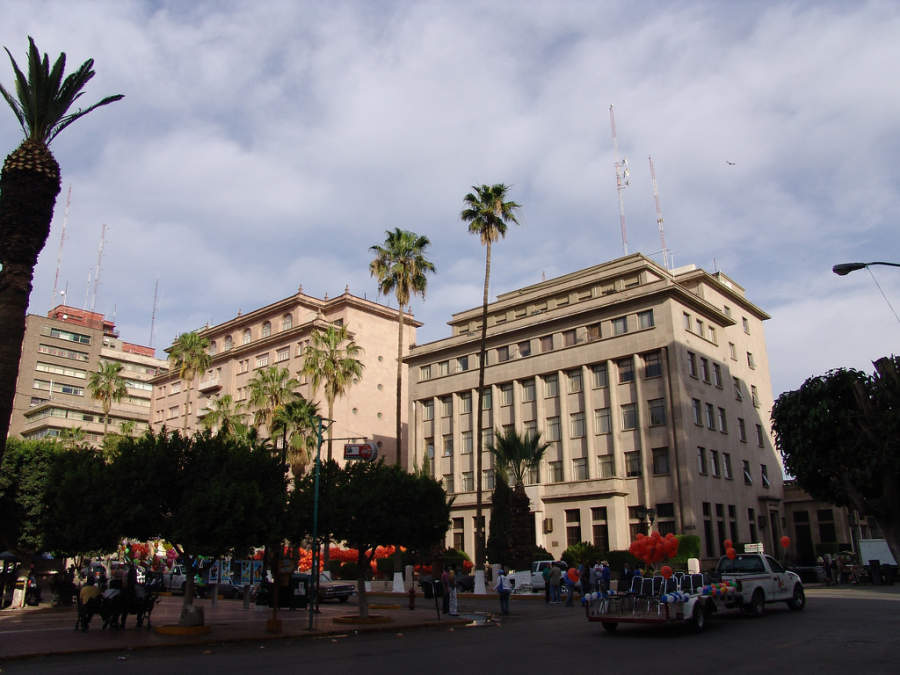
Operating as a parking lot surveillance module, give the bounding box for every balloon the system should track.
[726,547,737,560]
[567,567,578,582]
[661,565,673,579]
[723,539,733,550]
[780,536,791,549]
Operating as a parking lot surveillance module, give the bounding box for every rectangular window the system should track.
[592,364,608,388]
[37,344,89,362]
[751,385,760,408]
[541,335,553,352]
[563,329,577,346]
[612,316,628,335]
[565,509,581,546]
[572,457,588,480]
[743,460,753,485]
[713,363,722,387]
[461,431,473,454]
[696,318,704,335]
[707,326,716,343]
[761,464,771,488]
[625,451,642,477]
[742,317,750,334]
[594,407,611,434]
[460,393,472,414]
[683,312,692,331]
[255,353,269,368]
[420,365,432,381]
[567,370,582,393]
[593,523,609,551]
[733,377,743,401]
[652,447,669,475]
[549,461,564,482]
[598,454,615,478]
[587,323,602,341]
[723,305,732,317]
[276,347,290,362]
[423,400,434,421]
[33,379,84,396]
[500,384,513,407]
[756,424,765,448]
[717,407,728,433]
[692,398,702,425]
[747,352,756,369]
[622,403,637,430]
[425,438,434,459]
[710,449,720,477]
[481,388,492,410]
[523,420,537,440]
[439,360,450,376]
[618,358,634,383]
[729,342,737,360]
[700,358,710,383]
[698,447,708,475]
[443,474,454,494]
[462,472,474,492]
[687,352,697,377]
[546,416,561,442]
[442,435,453,456]
[527,465,540,485]
[738,418,747,442]
[35,362,86,379]
[44,326,91,344]
[638,309,654,329]
[648,398,666,426]
[705,403,715,429]
[544,374,558,397]
[644,351,662,378]
[518,340,531,357]
[497,345,510,362]
[441,397,452,417]
[481,428,494,450]
[723,452,733,480]
[570,412,585,438]
[522,379,535,402]
[457,356,469,372]
[483,469,495,491]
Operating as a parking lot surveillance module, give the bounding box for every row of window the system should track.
[37,343,89,362]
[690,398,767,446]
[41,326,92,345]
[687,351,757,393]
[697,447,771,487]
[33,379,84,396]
[35,361,86,380]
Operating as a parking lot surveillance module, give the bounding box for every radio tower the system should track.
[149,278,159,348]
[52,185,71,307]
[648,156,670,270]
[90,224,107,312]
[609,104,630,255]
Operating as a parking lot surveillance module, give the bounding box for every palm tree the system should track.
[119,420,136,437]
[460,183,521,568]
[272,396,319,476]
[247,366,300,440]
[369,228,436,466]
[88,360,127,438]
[301,324,364,461]
[168,332,211,432]
[58,426,85,449]
[488,427,550,489]
[200,394,247,437]
[0,37,122,462]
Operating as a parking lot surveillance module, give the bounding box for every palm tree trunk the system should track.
[475,240,492,569]
[395,305,405,466]
[0,262,33,458]
[183,382,192,433]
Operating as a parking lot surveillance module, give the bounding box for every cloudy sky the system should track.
[2,0,898,398]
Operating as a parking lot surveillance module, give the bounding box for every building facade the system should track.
[406,254,783,563]
[8,305,167,445]
[149,287,419,466]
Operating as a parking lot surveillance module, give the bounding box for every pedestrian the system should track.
[564,567,576,606]
[622,562,633,591]
[549,563,562,603]
[600,561,611,597]
[494,567,510,615]
[590,561,600,593]
[440,567,450,614]
[448,567,458,616]
[542,564,551,603]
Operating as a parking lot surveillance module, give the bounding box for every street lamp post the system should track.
[833,261,900,324]
[308,415,327,631]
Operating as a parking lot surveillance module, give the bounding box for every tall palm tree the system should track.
[200,394,247,437]
[119,420,136,437]
[58,426,86,450]
[460,183,521,568]
[272,396,319,476]
[247,366,299,439]
[0,37,122,462]
[369,228,436,467]
[301,324,364,461]
[168,332,211,432]
[488,427,551,489]
[88,360,127,438]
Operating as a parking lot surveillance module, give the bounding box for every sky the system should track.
[2,0,898,399]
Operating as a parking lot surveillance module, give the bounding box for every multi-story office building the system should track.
[8,305,167,445]
[406,253,783,562]
[149,287,419,466]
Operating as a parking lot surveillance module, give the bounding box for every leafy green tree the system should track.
[301,324,364,461]
[271,396,319,476]
[88,360,127,438]
[168,331,211,432]
[0,38,122,462]
[369,228,436,466]
[200,393,247,437]
[248,366,299,438]
[460,183,521,567]
[111,430,285,624]
[57,426,86,450]
[562,541,605,568]
[772,356,900,564]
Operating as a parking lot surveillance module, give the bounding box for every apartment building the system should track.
[8,305,167,445]
[149,287,419,466]
[406,254,783,562]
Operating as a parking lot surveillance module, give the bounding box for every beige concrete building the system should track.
[149,287,419,465]
[406,254,783,563]
[8,305,167,445]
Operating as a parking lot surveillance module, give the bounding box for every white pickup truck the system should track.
[715,552,805,615]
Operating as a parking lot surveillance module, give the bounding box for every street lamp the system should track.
[833,261,900,275]
[636,506,656,534]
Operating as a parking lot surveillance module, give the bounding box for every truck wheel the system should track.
[749,589,765,617]
[601,621,618,633]
[691,602,706,632]
[787,584,805,611]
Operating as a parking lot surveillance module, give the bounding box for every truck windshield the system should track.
[718,555,765,574]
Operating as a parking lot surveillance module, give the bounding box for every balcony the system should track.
[198,375,222,393]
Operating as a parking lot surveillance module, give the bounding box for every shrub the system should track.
[339,561,359,579]
[442,548,470,572]
[530,545,554,562]
[670,535,701,568]
[327,559,342,577]
[376,557,394,578]
[562,542,604,567]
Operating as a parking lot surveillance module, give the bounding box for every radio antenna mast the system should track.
[648,156,670,270]
[149,278,159,348]
[52,185,71,307]
[90,224,107,312]
[609,104,630,255]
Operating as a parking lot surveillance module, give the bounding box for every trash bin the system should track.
[291,573,311,608]
[421,576,434,599]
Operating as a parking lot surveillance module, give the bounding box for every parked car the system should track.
[256,571,356,608]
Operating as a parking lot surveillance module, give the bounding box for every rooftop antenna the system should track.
[83,268,92,310]
[90,223,107,312]
[648,156,670,270]
[609,104,630,255]
[52,185,71,307]
[149,278,159,348]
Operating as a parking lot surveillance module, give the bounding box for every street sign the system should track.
[344,442,377,461]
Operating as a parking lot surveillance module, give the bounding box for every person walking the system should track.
[440,567,450,614]
[549,563,562,603]
[600,561,611,597]
[494,567,510,615]
[564,567,576,606]
[448,567,458,616]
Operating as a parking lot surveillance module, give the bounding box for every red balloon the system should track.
[723,539,733,550]
[567,567,578,582]
[780,536,791,549]
[726,547,737,560]
[661,565,673,579]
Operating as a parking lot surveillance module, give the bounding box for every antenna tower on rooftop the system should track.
[52,185,71,307]
[648,156,670,270]
[90,224,107,312]
[149,278,159,348]
[609,104,630,255]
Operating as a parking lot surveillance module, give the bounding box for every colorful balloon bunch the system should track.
[701,581,736,598]
[630,531,680,565]
[660,591,691,604]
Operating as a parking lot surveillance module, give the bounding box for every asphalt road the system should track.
[3,587,899,674]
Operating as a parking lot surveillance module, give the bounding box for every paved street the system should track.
[1,585,899,674]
